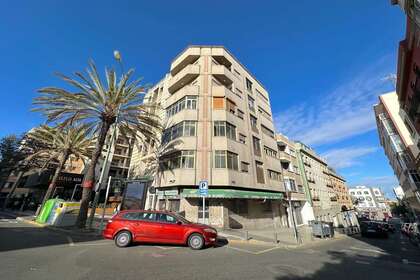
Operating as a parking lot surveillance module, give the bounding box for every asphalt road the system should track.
[1,212,420,280]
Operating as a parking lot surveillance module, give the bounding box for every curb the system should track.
[16,217,47,227]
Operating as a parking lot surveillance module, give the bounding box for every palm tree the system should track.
[33,61,160,228]
[25,125,93,206]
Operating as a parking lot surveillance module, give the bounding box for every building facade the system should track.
[295,142,342,223]
[276,134,308,226]
[374,92,420,211]
[130,46,284,229]
[327,168,353,211]
[393,0,420,145]
[349,186,391,220]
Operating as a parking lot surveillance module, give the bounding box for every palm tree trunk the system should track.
[40,152,69,206]
[76,121,112,228]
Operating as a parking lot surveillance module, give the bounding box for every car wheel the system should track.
[115,230,132,248]
[188,233,204,250]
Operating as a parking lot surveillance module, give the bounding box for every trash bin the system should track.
[46,201,81,226]
[36,199,62,224]
[311,221,333,238]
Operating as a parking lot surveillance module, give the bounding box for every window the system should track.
[357,191,362,195]
[161,151,195,170]
[298,185,304,193]
[214,121,226,137]
[156,213,177,223]
[184,121,196,136]
[237,109,244,119]
[241,161,249,173]
[122,212,140,220]
[405,118,415,137]
[409,170,420,183]
[213,121,236,140]
[253,136,261,156]
[366,197,372,201]
[226,122,236,140]
[227,152,239,170]
[239,133,246,144]
[234,69,241,77]
[214,151,238,170]
[268,170,281,181]
[248,95,255,112]
[137,212,156,221]
[284,178,297,191]
[226,99,236,114]
[350,192,355,195]
[246,78,253,92]
[261,124,275,138]
[213,97,225,109]
[214,151,226,168]
[250,115,258,131]
[363,191,369,195]
[186,96,197,109]
[264,146,277,158]
[162,121,197,143]
[181,151,195,168]
[166,96,197,117]
[256,89,269,103]
[256,161,265,184]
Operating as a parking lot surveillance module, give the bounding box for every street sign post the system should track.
[198,180,208,223]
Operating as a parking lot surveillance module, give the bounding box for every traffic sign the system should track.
[199,180,208,197]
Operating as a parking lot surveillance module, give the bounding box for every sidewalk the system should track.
[217,225,348,247]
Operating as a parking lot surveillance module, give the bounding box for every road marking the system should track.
[226,245,256,254]
[255,246,282,255]
[66,236,74,247]
[355,260,371,265]
[349,246,387,255]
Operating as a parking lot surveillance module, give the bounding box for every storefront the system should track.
[155,188,285,229]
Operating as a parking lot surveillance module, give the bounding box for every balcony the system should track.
[168,65,200,94]
[212,65,234,87]
[170,47,200,76]
[279,151,291,163]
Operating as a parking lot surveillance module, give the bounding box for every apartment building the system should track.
[349,186,391,220]
[276,134,308,226]
[295,142,342,223]
[374,92,420,211]
[327,168,353,211]
[129,46,284,229]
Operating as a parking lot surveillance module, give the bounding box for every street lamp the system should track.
[87,50,124,229]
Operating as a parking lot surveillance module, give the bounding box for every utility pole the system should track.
[287,190,299,244]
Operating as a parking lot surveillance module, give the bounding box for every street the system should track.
[1,212,419,280]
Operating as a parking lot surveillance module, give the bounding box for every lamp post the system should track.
[87,50,124,229]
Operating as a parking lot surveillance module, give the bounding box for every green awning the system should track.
[181,189,283,200]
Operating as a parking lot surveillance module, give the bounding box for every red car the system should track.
[102,210,218,250]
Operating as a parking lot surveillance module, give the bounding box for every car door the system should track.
[154,213,186,243]
[129,212,158,242]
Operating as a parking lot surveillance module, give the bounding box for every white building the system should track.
[348,186,391,220]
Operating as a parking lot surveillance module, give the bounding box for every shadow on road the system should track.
[0,225,102,252]
[274,232,420,280]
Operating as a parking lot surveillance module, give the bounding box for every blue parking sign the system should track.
[199,180,208,197]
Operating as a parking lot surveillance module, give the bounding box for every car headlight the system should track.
[204,228,217,234]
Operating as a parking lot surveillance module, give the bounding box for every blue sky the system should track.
[0,1,404,197]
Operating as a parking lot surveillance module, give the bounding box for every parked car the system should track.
[102,210,218,250]
[408,223,420,246]
[360,221,388,238]
[401,223,411,235]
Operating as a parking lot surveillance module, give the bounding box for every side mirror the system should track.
[176,221,182,225]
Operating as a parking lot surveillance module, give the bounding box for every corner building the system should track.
[131,46,284,229]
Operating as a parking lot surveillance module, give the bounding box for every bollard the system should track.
[244,230,249,241]
[273,232,278,244]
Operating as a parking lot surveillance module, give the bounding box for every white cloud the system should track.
[274,55,394,146]
[322,146,378,169]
